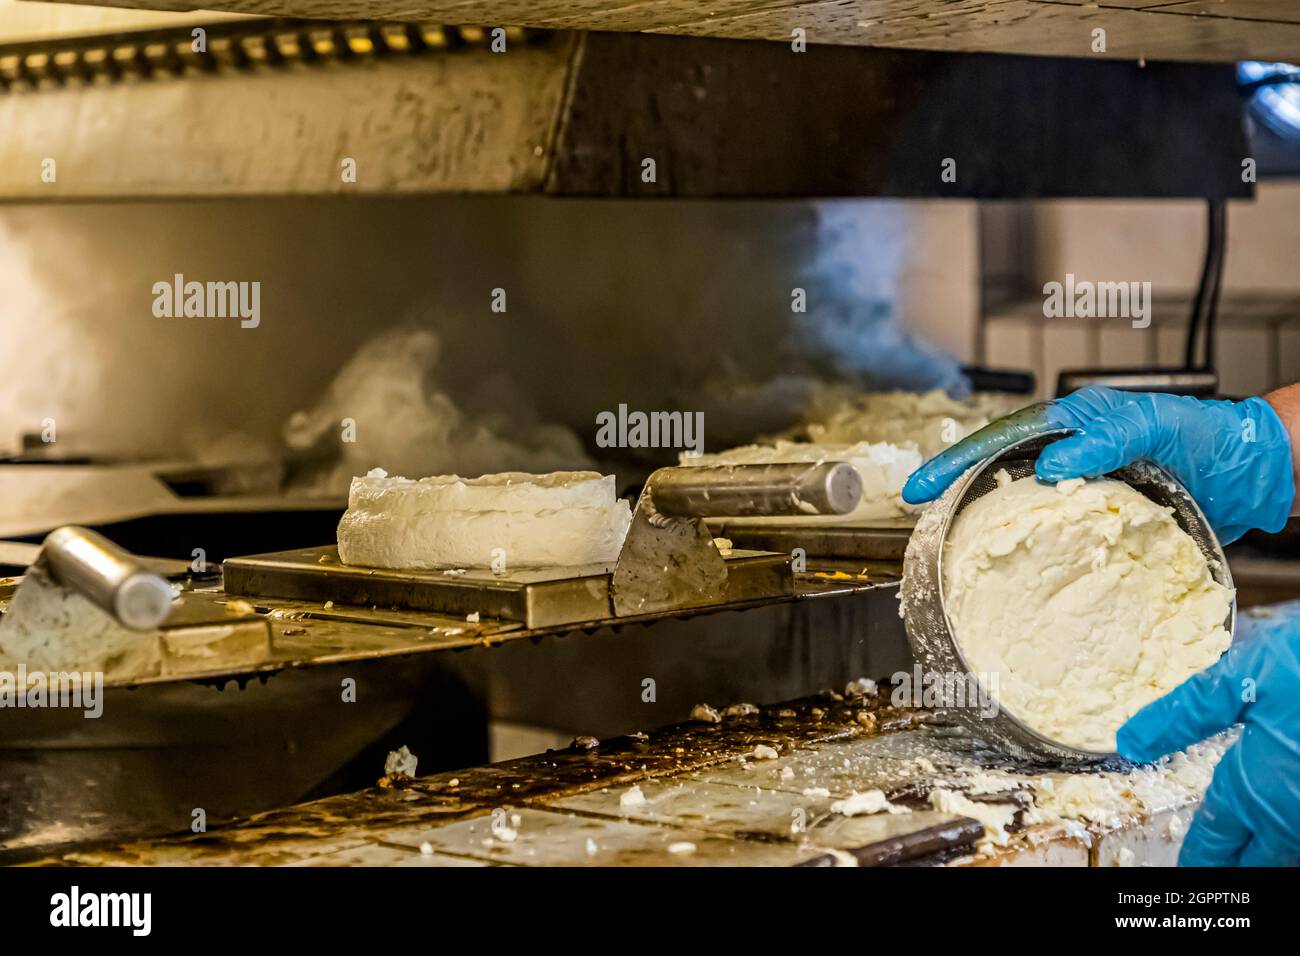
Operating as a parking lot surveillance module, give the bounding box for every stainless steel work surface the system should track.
[31,690,986,868]
[18,678,1218,868]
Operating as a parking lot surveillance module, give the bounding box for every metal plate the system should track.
[223,545,793,629]
[713,516,917,561]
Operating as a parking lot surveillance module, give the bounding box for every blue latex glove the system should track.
[1117,605,1300,866]
[901,386,1295,544]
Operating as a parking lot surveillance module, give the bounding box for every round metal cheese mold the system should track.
[901,430,1236,765]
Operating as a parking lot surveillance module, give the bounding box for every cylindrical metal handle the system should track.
[649,462,863,518]
[40,526,174,630]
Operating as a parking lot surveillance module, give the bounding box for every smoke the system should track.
[283,327,592,493]
[799,202,969,396]
[0,208,308,462]
[0,219,109,457]
[0,198,970,474]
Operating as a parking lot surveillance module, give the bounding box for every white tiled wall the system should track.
[1034,183,1300,297]
[985,305,1298,399]
[983,183,1300,399]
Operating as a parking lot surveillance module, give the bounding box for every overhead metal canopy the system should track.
[0,23,1252,200]
[28,0,1300,64]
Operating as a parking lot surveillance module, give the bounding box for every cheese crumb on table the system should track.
[927,733,1231,851]
[831,790,910,817]
[690,703,722,724]
[844,677,877,698]
[823,848,861,867]
[928,789,1018,845]
[383,745,418,778]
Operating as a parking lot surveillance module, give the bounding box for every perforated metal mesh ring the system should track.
[901,430,1236,764]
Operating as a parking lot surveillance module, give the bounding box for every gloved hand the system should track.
[1117,605,1300,866]
[901,386,1295,543]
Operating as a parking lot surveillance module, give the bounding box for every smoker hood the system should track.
[0,20,1253,200]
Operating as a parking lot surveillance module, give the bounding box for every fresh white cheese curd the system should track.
[942,471,1232,752]
[337,470,632,569]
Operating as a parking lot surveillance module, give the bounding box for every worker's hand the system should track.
[1117,606,1300,866]
[901,386,1294,543]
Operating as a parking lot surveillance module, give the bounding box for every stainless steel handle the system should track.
[649,462,862,518]
[40,526,174,630]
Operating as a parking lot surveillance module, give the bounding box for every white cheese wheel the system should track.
[337,470,632,570]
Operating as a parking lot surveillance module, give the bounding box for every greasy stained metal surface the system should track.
[0,27,1256,200]
[28,687,989,867]
[546,34,1253,199]
[796,562,902,595]
[0,28,576,199]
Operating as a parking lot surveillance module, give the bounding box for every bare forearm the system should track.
[1264,382,1300,516]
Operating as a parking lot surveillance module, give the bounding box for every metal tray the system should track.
[223,545,794,630]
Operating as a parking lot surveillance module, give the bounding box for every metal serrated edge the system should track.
[0,20,543,94]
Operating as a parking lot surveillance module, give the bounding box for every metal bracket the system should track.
[610,482,728,618]
[611,461,861,617]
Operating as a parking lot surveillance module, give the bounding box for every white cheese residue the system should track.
[831,789,910,816]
